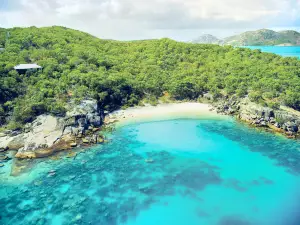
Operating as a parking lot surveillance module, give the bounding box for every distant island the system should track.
[190,34,223,45]
[192,29,300,46]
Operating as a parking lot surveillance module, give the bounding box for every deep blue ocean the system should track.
[1,118,300,225]
[244,46,300,58]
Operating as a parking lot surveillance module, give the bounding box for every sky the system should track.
[0,0,299,41]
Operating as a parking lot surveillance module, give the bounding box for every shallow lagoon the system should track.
[244,46,300,59]
[1,118,300,225]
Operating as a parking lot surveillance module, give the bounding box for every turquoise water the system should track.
[1,119,300,225]
[244,46,300,58]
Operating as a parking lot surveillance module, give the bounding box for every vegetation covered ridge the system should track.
[1,26,300,129]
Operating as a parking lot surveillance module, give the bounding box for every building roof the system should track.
[14,64,42,70]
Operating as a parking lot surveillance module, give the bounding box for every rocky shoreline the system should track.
[0,100,108,166]
[1,98,300,176]
[2,99,300,159]
[213,97,300,138]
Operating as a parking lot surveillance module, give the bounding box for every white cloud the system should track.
[0,0,299,40]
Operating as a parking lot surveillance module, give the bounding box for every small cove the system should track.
[1,118,300,225]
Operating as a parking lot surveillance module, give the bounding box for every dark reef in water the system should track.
[1,119,300,225]
[0,128,222,225]
[199,120,300,175]
[218,216,252,225]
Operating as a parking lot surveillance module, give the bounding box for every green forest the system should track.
[1,26,300,129]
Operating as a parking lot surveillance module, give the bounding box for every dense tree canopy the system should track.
[0,26,300,128]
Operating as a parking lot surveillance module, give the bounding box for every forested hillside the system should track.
[1,26,300,129]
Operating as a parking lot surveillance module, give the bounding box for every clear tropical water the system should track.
[244,46,300,59]
[1,118,300,225]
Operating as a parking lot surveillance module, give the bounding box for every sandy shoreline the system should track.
[106,102,228,126]
[0,103,226,183]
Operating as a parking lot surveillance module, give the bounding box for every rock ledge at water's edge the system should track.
[214,97,300,138]
[0,99,106,161]
[1,98,300,176]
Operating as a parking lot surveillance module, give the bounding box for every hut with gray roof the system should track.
[14,64,43,74]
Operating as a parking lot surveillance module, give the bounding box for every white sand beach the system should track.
[106,102,227,126]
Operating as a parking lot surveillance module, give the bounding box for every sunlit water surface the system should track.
[244,46,300,58]
[1,119,300,225]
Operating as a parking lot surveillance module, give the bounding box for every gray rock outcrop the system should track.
[0,99,105,159]
[214,97,300,137]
